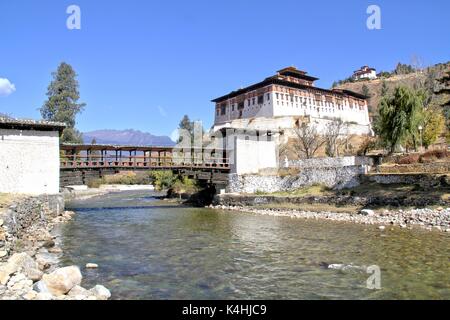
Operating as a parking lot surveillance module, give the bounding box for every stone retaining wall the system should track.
[377,162,450,174]
[214,193,449,209]
[363,173,450,189]
[0,195,64,260]
[288,156,372,169]
[228,166,365,193]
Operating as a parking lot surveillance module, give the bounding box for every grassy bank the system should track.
[238,182,450,213]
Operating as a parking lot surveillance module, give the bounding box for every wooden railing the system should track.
[60,154,230,170]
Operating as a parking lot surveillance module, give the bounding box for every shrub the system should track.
[150,171,177,191]
[419,149,449,162]
[172,176,198,194]
[397,154,420,164]
[87,178,103,188]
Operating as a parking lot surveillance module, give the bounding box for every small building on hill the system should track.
[352,66,377,80]
[0,117,65,195]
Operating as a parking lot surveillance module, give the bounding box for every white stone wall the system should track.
[214,85,370,128]
[0,129,60,195]
[228,166,365,194]
[288,156,372,168]
[230,137,278,174]
[213,116,372,136]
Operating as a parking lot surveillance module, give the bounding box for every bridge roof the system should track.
[60,143,173,152]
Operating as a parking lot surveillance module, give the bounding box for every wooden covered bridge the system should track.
[60,143,231,187]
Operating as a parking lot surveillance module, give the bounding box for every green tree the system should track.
[40,62,86,143]
[178,115,194,140]
[376,86,424,154]
[422,106,445,148]
[380,80,389,97]
[394,63,415,75]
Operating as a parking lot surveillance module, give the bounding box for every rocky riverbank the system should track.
[0,196,111,300]
[210,205,450,232]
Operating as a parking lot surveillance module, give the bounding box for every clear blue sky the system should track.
[1,0,449,137]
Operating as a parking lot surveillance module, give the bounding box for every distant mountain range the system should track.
[83,129,175,146]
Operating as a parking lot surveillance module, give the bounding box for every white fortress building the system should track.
[352,65,377,80]
[212,67,372,136]
[0,117,65,195]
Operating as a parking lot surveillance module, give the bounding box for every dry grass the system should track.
[254,184,332,197]
[0,193,15,208]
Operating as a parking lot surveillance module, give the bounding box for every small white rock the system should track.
[86,263,98,269]
[378,226,386,230]
[36,292,54,300]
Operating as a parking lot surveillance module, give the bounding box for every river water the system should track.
[62,191,450,300]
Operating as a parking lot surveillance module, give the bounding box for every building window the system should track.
[258,95,264,104]
[276,93,279,99]
[266,93,270,101]
[220,105,226,115]
[252,98,255,105]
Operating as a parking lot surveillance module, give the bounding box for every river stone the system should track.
[0,269,10,285]
[35,252,59,270]
[33,280,50,293]
[4,253,41,281]
[68,285,89,297]
[42,240,55,248]
[36,292,54,300]
[0,251,7,258]
[360,209,375,216]
[23,290,38,300]
[48,247,63,254]
[42,266,82,296]
[89,285,111,300]
[86,263,98,269]
[0,219,3,226]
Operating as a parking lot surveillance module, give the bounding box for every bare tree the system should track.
[411,54,425,73]
[324,119,348,157]
[292,123,325,159]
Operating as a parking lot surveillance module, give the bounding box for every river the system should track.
[61,191,450,300]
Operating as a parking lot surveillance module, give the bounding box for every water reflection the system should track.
[62,191,450,300]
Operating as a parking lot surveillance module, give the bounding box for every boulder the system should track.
[0,250,7,258]
[68,285,89,297]
[89,285,111,300]
[4,252,41,281]
[41,266,82,296]
[0,218,4,226]
[33,280,50,294]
